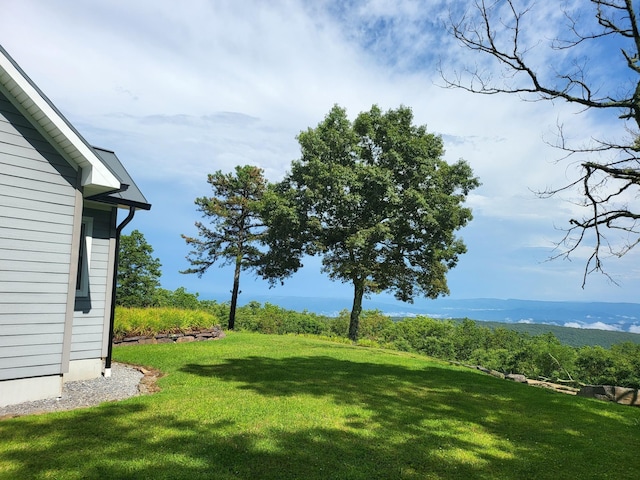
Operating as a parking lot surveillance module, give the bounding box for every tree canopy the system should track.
[260,105,480,340]
[182,165,267,329]
[444,0,640,285]
[117,229,162,307]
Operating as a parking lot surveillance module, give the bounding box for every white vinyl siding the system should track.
[0,91,77,381]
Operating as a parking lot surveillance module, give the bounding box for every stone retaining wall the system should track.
[114,326,226,346]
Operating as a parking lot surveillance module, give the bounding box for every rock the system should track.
[505,374,527,383]
[612,387,640,406]
[176,335,196,343]
[123,336,144,342]
[578,385,611,402]
[577,385,640,406]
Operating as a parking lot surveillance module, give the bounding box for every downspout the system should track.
[104,206,136,377]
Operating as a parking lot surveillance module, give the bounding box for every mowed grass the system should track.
[1,333,639,479]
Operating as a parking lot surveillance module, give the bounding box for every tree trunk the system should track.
[228,255,242,330]
[349,279,364,341]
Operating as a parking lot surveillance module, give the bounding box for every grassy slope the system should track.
[1,333,639,480]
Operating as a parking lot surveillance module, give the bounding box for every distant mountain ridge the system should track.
[239,295,640,334]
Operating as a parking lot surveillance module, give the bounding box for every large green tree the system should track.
[117,229,162,307]
[182,165,267,330]
[260,105,480,340]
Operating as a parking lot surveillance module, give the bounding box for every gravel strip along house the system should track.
[0,44,151,407]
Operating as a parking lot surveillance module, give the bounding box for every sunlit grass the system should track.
[1,333,639,479]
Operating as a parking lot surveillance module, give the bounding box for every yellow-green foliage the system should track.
[114,307,219,339]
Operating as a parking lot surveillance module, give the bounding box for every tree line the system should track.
[116,229,640,389]
[233,304,640,389]
[115,219,640,388]
[115,296,640,389]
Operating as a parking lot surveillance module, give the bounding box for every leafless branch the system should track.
[443,0,640,285]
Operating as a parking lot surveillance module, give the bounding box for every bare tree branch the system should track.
[443,0,640,286]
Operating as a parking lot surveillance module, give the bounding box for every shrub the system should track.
[358,310,394,340]
[356,338,382,348]
[451,319,490,361]
[153,287,201,309]
[574,345,626,386]
[234,302,333,336]
[608,342,640,388]
[381,316,456,358]
[114,307,219,339]
[280,312,327,335]
[326,310,350,337]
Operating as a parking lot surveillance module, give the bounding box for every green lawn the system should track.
[1,333,638,479]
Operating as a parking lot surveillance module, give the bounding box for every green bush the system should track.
[235,301,279,333]
[527,333,577,380]
[608,342,640,388]
[153,287,201,309]
[451,319,490,361]
[326,310,350,337]
[356,338,382,348]
[380,316,457,358]
[573,344,640,388]
[280,312,327,335]
[471,348,514,372]
[232,302,331,336]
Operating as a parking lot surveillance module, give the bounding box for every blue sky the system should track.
[2,0,639,307]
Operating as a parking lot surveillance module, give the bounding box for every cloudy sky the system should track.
[2,0,639,308]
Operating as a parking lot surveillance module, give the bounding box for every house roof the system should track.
[0,44,123,196]
[90,147,151,210]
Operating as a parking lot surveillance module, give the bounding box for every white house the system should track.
[0,44,151,407]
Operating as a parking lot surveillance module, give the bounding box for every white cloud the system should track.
[564,322,623,332]
[1,0,639,302]
[629,325,640,334]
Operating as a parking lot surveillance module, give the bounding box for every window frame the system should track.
[75,216,93,297]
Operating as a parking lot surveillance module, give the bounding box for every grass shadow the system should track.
[179,354,639,478]
[1,347,638,479]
